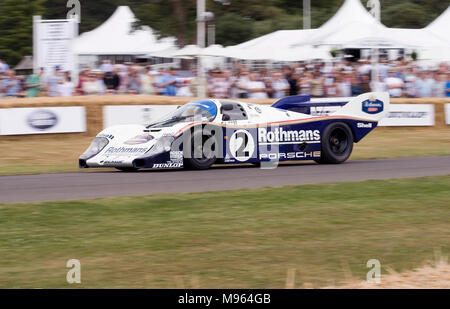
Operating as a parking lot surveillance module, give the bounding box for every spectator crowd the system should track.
[1,57,449,99]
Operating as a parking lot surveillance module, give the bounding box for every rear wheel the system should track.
[316,122,353,164]
[183,131,217,170]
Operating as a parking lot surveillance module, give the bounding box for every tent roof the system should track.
[425,6,450,42]
[234,29,315,50]
[300,0,386,46]
[318,0,385,32]
[14,55,33,71]
[73,6,176,55]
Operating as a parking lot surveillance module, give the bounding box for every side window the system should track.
[220,101,248,121]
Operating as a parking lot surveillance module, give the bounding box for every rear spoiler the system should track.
[272,95,348,115]
[272,92,390,121]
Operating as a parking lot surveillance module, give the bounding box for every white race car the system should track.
[79,92,389,171]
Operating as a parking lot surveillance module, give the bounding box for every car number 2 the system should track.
[229,130,255,162]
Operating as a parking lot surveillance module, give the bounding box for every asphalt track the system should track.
[0,156,449,204]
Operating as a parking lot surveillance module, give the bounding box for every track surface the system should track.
[1,157,449,204]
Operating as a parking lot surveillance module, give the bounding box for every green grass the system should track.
[0,176,449,288]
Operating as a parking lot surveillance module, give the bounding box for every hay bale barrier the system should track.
[0,96,448,137]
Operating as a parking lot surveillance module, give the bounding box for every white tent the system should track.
[224,29,331,61]
[289,0,450,62]
[72,6,176,55]
[426,6,450,42]
[305,0,385,46]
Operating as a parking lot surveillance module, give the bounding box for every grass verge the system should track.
[0,175,449,288]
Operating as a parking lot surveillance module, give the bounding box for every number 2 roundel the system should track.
[229,130,255,162]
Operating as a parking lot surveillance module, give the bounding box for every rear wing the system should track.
[272,92,390,122]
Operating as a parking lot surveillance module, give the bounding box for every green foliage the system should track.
[0,0,44,65]
[215,13,253,46]
[382,2,428,28]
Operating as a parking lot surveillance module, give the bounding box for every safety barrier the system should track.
[0,96,448,136]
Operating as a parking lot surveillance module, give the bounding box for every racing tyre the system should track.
[184,130,217,170]
[115,167,139,172]
[316,122,353,164]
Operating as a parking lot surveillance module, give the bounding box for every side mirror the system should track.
[222,114,231,121]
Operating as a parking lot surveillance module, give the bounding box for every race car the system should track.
[79,92,389,171]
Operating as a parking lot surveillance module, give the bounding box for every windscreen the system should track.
[147,100,217,128]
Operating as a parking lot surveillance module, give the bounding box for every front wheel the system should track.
[183,131,217,170]
[316,122,353,164]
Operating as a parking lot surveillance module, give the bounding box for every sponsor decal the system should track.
[170,151,184,162]
[362,97,384,114]
[105,146,148,155]
[100,160,124,165]
[254,106,262,114]
[97,133,115,140]
[153,163,183,168]
[260,151,321,160]
[258,127,320,144]
[357,122,373,128]
[27,109,58,130]
[124,133,154,145]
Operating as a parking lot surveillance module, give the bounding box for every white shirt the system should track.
[272,79,289,99]
[247,81,268,99]
[384,77,404,97]
[58,81,75,97]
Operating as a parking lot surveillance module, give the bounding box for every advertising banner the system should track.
[0,107,86,135]
[378,104,435,127]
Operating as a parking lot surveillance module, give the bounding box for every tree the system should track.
[215,13,253,46]
[0,0,44,66]
[382,2,429,28]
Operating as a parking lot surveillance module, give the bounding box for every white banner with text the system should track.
[0,107,86,135]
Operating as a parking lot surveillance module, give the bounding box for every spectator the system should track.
[47,66,63,97]
[157,68,179,96]
[247,72,268,99]
[299,71,312,96]
[139,67,154,95]
[100,60,113,73]
[127,67,141,94]
[271,72,290,99]
[58,72,75,97]
[446,74,450,98]
[310,71,324,98]
[415,71,435,98]
[234,68,250,99]
[208,68,230,98]
[403,67,418,98]
[433,72,446,97]
[350,75,363,96]
[103,66,121,94]
[83,70,105,95]
[1,70,21,97]
[0,59,10,74]
[25,67,44,98]
[287,69,300,96]
[336,73,351,97]
[77,67,90,95]
[384,69,404,97]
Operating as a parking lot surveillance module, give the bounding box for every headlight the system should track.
[80,137,109,160]
[143,136,174,157]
